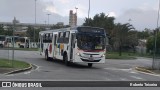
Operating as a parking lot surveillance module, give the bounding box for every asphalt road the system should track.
[0,49,160,90]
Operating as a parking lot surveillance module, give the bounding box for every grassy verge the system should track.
[13,48,38,51]
[0,58,30,69]
[0,48,38,51]
[106,52,137,59]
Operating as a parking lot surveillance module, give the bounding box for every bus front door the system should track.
[70,33,75,60]
[53,34,57,58]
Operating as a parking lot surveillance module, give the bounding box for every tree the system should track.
[83,13,115,35]
[6,26,13,36]
[146,31,160,54]
[0,24,5,35]
[26,26,34,42]
[26,26,44,42]
[137,29,151,39]
[112,23,136,56]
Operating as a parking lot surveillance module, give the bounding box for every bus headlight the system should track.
[101,54,105,57]
[77,53,80,56]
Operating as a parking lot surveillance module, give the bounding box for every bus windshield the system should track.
[0,36,5,41]
[20,38,25,43]
[77,33,106,50]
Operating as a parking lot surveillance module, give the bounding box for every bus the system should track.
[19,37,30,48]
[0,35,6,48]
[5,36,30,48]
[5,36,20,48]
[39,26,108,67]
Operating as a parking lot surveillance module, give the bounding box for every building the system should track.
[69,10,77,27]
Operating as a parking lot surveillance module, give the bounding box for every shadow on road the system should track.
[43,58,100,69]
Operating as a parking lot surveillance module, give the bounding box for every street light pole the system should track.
[47,14,51,25]
[88,0,90,24]
[75,7,78,26]
[34,0,37,46]
[88,0,90,19]
[12,17,16,67]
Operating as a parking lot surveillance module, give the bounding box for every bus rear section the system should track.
[19,37,30,48]
[0,35,6,48]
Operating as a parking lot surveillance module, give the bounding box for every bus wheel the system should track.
[64,54,70,66]
[45,50,49,61]
[88,63,93,67]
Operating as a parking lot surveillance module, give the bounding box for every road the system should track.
[0,49,160,90]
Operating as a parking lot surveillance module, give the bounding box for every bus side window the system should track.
[43,34,46,43]
[57,32,63,43]
[63,31,69,43]
[49,33,52,43]
[47,33,50,43]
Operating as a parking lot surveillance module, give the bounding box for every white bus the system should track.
[5,36,20,48]
[39,26,108,67]
[5,36,30,48]
[19,37,30,48]
[0,35,6,48]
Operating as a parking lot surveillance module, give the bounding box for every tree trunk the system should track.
[119,45,122,56]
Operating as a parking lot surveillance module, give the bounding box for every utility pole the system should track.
[153,0,160,69]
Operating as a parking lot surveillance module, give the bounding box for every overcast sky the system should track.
[0,0,159,30]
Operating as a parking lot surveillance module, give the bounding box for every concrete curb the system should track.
[4,64,32,75]
[135,67,155,74]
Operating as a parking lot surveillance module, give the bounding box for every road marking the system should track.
[24,71,31,74]
[120,78,128,81]
[104,78,112,81]
[130,76,143,80]
[103,68,132,72]
[130,71,138,74]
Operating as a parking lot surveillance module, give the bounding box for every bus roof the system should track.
[39,26,105,34]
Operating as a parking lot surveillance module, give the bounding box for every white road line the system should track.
[130,76,143,80]
[130,71,138,74]
[24,71,31,74]
[103,68,132,72]
[120,78,128,81]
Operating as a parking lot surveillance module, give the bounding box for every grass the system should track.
[0,58,30,69]
[105,51,160,59]
[1,47,38,51]
[106,52,137,59]
[13,48,38,51]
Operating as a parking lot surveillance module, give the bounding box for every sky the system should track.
[0,0,159,31]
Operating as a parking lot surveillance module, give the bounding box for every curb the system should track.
[4,64,32,75]
[135,67,155,74]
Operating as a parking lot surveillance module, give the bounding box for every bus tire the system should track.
[88,63,93,67]
[64,54,70,66]
[45,50,49,61]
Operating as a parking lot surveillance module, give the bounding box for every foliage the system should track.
[83,13,115,35]
[112,23,137,56]
[0,24,5,35]
[137,28,151,39]
[146,32,160,54]
[0,24,13,36]
[26,26,44,42]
